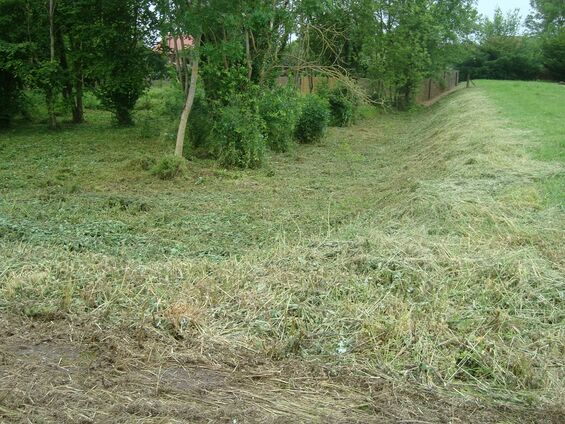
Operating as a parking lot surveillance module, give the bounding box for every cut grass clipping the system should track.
[0,81,563,419]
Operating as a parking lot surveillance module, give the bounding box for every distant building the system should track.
[155,36,194,62]
[166,36,194,51]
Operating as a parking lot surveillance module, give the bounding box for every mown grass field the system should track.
[0,81,564,423]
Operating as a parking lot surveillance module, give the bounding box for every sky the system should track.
[476,0,532,19]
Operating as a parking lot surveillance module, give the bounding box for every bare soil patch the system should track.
[1,314,562,423]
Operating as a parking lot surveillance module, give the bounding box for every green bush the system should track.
[188,94,212,149]
[83,91,102,110]
[259,86,301,152]
[150,155,188,180]
[294,94,331,144]
[542,30,565,81]
[327,85,359,127]
[212,103,266,169]
[457,38,543,81]
[154,84,185,117]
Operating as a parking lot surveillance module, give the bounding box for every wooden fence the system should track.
[415,71,460,103]
[276,70,460,105]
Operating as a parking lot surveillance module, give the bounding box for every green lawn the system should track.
[479,80,565,205]
[479,80,564,163]
[0,83,564,422]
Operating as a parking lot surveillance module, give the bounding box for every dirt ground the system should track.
[1,314,562,423]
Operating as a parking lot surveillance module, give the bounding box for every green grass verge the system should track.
[478,80,565,206]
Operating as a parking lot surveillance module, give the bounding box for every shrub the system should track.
[259,86,301,152]
[542,30,565,81]
[83,91,102,110]
[154,84,185,117]
[150,155,188,180]
[327,85,359,127]
[212,103,266,169]
[188,94,212,149]
[0,71,24,128]
[295,94,330,144]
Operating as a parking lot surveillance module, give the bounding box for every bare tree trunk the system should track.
[73,72,84,123]
[175,38,200,158]
[245,30,253,80]
[69,36,84,123]
[47,0,57,129]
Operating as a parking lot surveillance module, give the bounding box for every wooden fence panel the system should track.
[276,70,459,104]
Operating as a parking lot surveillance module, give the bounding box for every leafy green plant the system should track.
[327,85,360,127]
[212,103,266,169]
[150,155,188,180]
[542,29,565,80]
[188,94,212,149]
[82,91,102,110]
[295,94,331,144]
[259,86,301,152]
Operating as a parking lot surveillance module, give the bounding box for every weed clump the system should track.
[150,155,188,180]
[295,94,331,144]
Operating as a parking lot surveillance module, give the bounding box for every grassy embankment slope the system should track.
[0,81,563,423]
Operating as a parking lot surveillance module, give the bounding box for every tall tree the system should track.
[0,0,30,127]
[528,0,565,79]
[89,0,157,126]
[46,0,58,128]
[157,0,294,157]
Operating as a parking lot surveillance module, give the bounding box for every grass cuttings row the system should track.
[1,88,564,409]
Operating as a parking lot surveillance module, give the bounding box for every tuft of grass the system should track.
[150,155,188,180]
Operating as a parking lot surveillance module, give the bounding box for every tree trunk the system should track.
[47,0,57,129]
[73,74,84,123]
[66,34,85,123]
[245,30,253,81]
[175,38,200,158]
[56,29,73,107]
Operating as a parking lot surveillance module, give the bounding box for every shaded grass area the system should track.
[0,85,564,422]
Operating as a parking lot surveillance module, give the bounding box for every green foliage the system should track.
[258,86,301,152]
[458,36,543,81]
[326,85,360,127]
[212,102,266,169]
[83,91,103,110]
[188,94,212,149]
[201,57,251,107]
[87,1,157,126]
[542,29,565,80]
[0,71,23,128]
[527,0,565,33]
[457,9,544,81]
[150,155,188,180]
[295,94,330,144]
[0,0,31,127]
[527,1,565,80]
[94,52,152,126]
[303,0,477,109]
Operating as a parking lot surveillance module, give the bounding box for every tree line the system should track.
[458,1,565,81]
[0,1,562,166]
